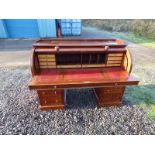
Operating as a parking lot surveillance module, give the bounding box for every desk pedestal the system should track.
[95,86,125,107]
[37,86,125,110]
[37,89,65,110]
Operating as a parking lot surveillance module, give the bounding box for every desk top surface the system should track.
[33,39,127,54]
[29,68,138,89]
[33,38,126,47]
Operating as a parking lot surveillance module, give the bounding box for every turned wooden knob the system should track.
[104,46,109,50]
[55,46,59,51]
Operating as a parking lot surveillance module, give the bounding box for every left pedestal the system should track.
[37,89,65,110]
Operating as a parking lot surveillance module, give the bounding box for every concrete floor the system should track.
[0,39,37,67]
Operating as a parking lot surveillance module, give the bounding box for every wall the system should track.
[0,20,8,38]
[0,19,57,38]
[37,19,56,38]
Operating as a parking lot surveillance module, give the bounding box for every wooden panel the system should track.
[37,89,65,110]
[82,64,106,68]
[39,59,55,62]
[46,58,55,61]
[40,65,47,68]
[107,53,123,67]
[107,60,122,64]
[29,68,139,90]
[47,62,56,65]
[38,89,62,97]
[108,53,123,57]
[123,55,127,70]
[39,62,47,65]
[106,52,123,67]
[38,54,56,69]
[107,57,123,61]
[57,65,81,68]
[122,48,132,73]
[57,64,107,68]
[47,66,56,68]
[95,86,125,107]
[106,64,121,67]
[38,54,55,59]
[38,55,47,58]
[38,53,125,69]
[29,39,138,111]
[46,55,55,58]
[40,65,56,68]
[39,58,55,61]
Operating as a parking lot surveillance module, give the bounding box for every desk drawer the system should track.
[95,86,125,107]
[38,89,63,97]
[96,87,125,95]
[39,97,62,106]
[37,89,64,106]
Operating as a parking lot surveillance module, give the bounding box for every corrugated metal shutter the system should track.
[4,19,39,38]
[37,19,56,38]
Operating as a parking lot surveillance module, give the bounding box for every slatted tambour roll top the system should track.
[31,38,132,76]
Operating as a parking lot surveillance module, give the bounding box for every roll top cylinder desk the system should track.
[28,38,139,110]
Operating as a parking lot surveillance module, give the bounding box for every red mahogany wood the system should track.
[95,86,125,107]
[29,68,138,90]
[34,47,127,54]
[28,38,139,110]
[37,89,65,110]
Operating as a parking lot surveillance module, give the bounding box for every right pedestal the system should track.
[95,86,125,107]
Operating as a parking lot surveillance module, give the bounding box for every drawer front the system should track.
[95,87,125,96]
[39,97,63,106]
[38,89,63,98]
[100,93,122,103]
[37,89,64,106]
[95,87,125,107]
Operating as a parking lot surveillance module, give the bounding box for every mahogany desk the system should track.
[28,38,139,110]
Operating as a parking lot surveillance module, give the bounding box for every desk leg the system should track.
[95,86,125,107]
[37,89,65,110]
